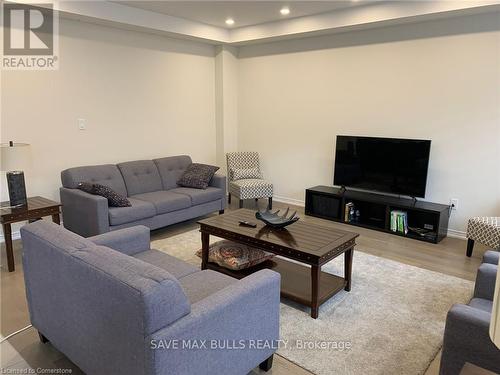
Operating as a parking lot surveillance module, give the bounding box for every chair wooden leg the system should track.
[259,355,274,372]
[268,197,273,210]
[466,238,475,257]
[228,193,231,204]
[219,210,224,215]
[239,199,243,209]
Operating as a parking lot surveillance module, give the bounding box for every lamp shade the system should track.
[490,266,500,349]
[0,142,31,172]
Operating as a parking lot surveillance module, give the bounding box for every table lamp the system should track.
[1,141,31,207]
[490,265,500,349]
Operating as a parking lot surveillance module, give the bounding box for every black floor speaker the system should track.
[7,171,27,207]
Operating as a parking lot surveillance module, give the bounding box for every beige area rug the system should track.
[152,230,473,375]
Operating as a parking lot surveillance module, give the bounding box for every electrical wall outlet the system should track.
[450,198,459,211]
[77,118,86,130]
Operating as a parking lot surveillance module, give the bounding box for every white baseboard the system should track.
[446,228,467,240]
[273,195,305,207]
[273,195,466,240]
[0,203,466,243]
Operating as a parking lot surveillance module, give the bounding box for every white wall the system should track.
[2,12,499,236]
[237,13,500,233]
[215,45,239,174]
[1,18,216,203]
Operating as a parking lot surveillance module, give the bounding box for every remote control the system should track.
[239,220,257,228]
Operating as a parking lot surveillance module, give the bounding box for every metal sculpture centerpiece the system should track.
[255,208,299,228]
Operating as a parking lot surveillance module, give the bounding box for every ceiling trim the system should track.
[10,0,231,44]
[229,0,500,45]
[11,0,500,46]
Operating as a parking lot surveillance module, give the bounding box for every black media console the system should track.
[305,186,450,244]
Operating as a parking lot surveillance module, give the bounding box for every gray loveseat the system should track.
[60,155,225,237]
[21,221,280,375]
[440,250,500,374]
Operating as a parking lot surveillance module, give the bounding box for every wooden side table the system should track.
[1,196,61,272]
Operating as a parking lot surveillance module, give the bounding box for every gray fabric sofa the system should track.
[60,155,226,237]
[21,221,280,375]
[440,250,500,374]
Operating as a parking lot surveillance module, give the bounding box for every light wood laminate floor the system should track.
[1,199,487,374]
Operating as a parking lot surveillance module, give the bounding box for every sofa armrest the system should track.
[441,304,500,374]
[148,269,280,375]
[88,225,151,256]
[474,263,498,301]
[210,174,226,191]
[60,187,109,237]
[483,250,500,265]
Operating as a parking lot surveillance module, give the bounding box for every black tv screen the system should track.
[334,136,431,198]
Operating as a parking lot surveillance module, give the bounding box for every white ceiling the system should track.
[45,1,500,45]
[116,1,364,28]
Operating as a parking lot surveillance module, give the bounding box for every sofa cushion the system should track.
[132,191,191,215]
[169,187,223,206]
[108,198,156,226]
[154,155,192,190]
[229,179,273,200]
[483,250,500,265]
[178,270,237,304]
[61,164,127,197]
[469,298,493,313]
[117,160,163,196]
[232,167,262,181]
[133,250,199,279]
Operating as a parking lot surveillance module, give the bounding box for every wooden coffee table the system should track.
[198,209,359,318]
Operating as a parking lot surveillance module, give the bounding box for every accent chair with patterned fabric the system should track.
[226,152,273,209]
[466,217,500,257]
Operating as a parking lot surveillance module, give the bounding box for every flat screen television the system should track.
[334,135,431,198]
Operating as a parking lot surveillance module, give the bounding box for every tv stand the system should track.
[305,186,450,244]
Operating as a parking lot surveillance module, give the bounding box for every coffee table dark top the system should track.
[198,209,359,265]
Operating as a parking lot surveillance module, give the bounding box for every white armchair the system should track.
[226,152,273,209]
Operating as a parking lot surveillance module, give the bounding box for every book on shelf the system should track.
[344,202,354,222]
[390,210,408,235]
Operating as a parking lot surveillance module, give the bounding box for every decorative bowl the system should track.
[255,208,299,228]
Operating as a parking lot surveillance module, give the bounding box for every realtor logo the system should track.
[2,2,59,70]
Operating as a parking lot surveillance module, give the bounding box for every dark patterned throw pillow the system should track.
[195,240,275,270]
[77,182,94,194]
[77,182,131,207]
[177,163,220,189]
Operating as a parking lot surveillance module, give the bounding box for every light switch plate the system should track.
[78,118,86,130]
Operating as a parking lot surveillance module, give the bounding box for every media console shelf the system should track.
[305,186,450,244]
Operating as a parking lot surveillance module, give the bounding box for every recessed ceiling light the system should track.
[280,7,290,15]
[225,18,235,26]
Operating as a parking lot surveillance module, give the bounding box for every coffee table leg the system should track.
[344,248,353,291]
[2,223,15,272]
[201,232,209,270]
[311,265,320,319]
